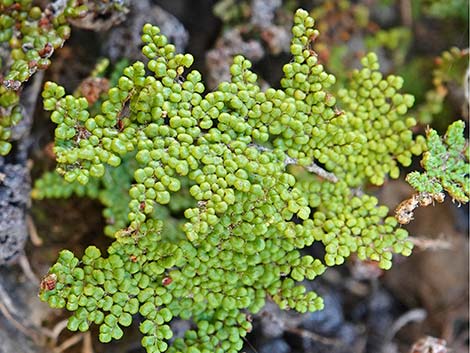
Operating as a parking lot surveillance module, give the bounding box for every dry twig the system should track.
[287,326,342,346]
[27,214,43,246]
[407,235,453,251]
[54,333,84,353]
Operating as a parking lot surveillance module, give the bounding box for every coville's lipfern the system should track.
[0,0,85,155]
[395,121,469,225]
[37,9,442,353]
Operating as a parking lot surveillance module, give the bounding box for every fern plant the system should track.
[37,8,466,353]
[395,121,469,224]
[0,0,128,155]
[0,0,85,155]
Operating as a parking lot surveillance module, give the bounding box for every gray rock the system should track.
[300,291,344,335]
[104,0,188,62]
[0,267,50,353]
[0,206,27,264]
[259,338,291,353]
[0,68,43,265]
[250,0,282,29]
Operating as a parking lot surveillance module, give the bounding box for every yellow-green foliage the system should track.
[407,120,469,202]
[334,53,425,185]
[38,9,441,353]
[0,0,86,155]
